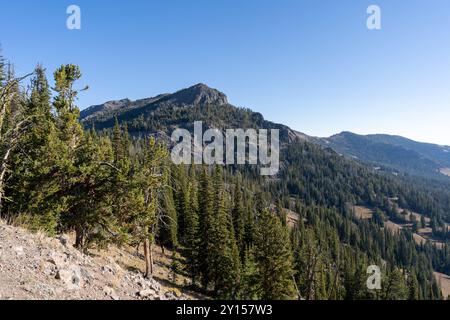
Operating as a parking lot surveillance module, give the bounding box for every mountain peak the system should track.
[167,83,228,106]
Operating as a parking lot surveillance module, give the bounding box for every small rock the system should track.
[56,264,83,290]
[48,252,67,269]
[165,292,176,300]
[166,288,182,298]
[58,235,70,247]
[13,246,24,257]
[41,261,57,276]
[138,289,156,298]
[80,268,92,283]
[103,286,119,300]
[102,263,121,276]
[149,280,161,293]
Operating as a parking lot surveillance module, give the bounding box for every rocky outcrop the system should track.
[164,83,228,106]
[80,84,228,124]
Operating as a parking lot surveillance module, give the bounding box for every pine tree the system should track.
[184,173,200,283]
[170,251,180,283]
[408,272,420,300]
[128,138,168,278]
[50,65,86,245]
[5,65,58,231]
[244,200,256,248]
[109,120,133,240]
[239,249,259,300]
[382,267,407,300]
[112,117,124,163]
[174,165,190,243]
[0,47,5,88]
[232,176,245,256]
[275,198,287,227]
[53,65,84,147]
[197,167,215,289]
[209,166,241,298]
[69,131,118,248]
[0,61,35,216]
[158,185,178,250]
[254,209,297,300]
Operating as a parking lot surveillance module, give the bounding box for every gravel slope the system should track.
[0,220,191,300]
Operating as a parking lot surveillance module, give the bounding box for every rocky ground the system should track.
[0,220,200,300]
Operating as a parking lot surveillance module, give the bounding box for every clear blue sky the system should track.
[1,0,450,144]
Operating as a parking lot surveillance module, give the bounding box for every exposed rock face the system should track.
[79,84,228,123]
[80,99,131,121]
[164,83,228,106]
[0,220,190,300]
[79,83,309,151]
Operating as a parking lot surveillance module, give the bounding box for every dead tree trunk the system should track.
[0,144,12,217]
[150,241,154,275]
[306,250,319,300]
[0,134,21,216]
[144,238,154,279]
[0,72,33,217]
[75,227,85,249]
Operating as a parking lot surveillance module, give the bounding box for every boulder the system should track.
[56,264,83,290]
[48,252,68,269]
[103,286,119,300]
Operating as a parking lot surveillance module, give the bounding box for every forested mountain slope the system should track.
[82,84,450,225]
[80,84,297,142]
[316,132,450,180]
[82,85,450,182]
[81,83,450,299]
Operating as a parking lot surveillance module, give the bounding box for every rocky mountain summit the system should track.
[80,83,228,122]
[0,220,193,300]
[165,83,228,106]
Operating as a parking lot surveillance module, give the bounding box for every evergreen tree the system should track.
[407,272,420,300]
[68,131,118,248]
[232,176,245,256]
[184,174,200,283]
[382,267,407,300]
[127,138,168,278]
[5,65,58,232]
[239,249,259,300]
[50,65,86,245]
[209,166,241,298]
[197,167,215,289]
[0,47,5,88]
[254,209,297,300]
[158,185,178,250]
[275,198,287,227]
[0,62,40,217]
